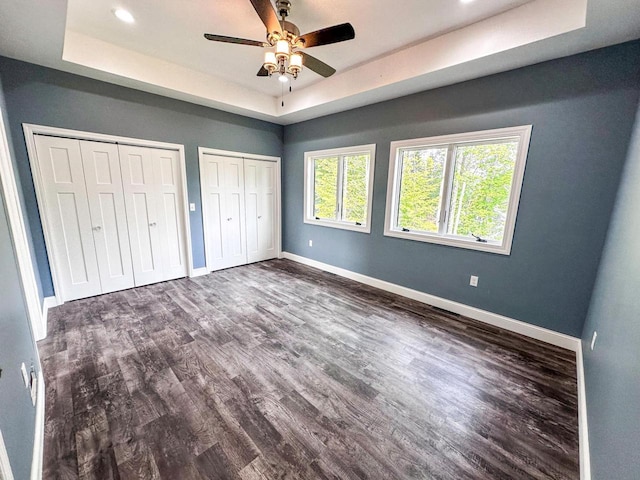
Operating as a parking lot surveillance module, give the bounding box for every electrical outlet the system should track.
[591,331,598,350]
[308,240,313,247]
[189,203,196,212]
[470,275,479,287]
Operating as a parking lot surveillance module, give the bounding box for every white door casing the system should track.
[80,140,134,294]
[245,159,277,263]
[33,135,102,301]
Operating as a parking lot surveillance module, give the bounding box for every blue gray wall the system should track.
[282,42,640,337]
[0,56,284,299]
[0,75,40,480]
[580,97,640,478]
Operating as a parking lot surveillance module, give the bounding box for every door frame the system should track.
[198,147,281,272]
[23,123,194,304]
[0,112,45,340]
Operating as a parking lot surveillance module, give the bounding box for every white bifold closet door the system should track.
[119,145,188,286]
[33,135,188,301]
[244,159,277,263]
[201,154,247,270]
[80,141,134,294]
[33,136,103,300]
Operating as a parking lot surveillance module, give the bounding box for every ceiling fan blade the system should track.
[204,34,266,47]
[298,23,355,48]
[249,0,282,35]
[299,52,336,78]
[257,66,270,77]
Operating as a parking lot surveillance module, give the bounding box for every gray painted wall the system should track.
[580,98,640,478]
[0,75,40,480]
[283,42,640,337]
[0,56,284,299]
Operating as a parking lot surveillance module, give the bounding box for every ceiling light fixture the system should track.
[113,8,135,24]
[204,0,355,83]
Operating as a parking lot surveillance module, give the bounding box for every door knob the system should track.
[258,215,262,219]
[93,226,102,231]
[149,222,157,227]
[227,217,232,221]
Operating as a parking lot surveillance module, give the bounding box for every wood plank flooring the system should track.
[38,259,579,479]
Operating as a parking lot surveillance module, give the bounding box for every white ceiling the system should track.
[0,0,639,124]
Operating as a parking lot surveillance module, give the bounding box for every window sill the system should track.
[304,217,371,234]
[383,228,512,255]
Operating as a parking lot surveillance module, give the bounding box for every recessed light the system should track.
[460,0,475,3]
[113,8,135,23]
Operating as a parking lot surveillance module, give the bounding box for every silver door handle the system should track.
[149,222,157,227]
[227,218,232,221]
[93,226,102,231]
[258,215,262,219]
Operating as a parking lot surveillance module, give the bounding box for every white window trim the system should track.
[304,144,376,234]
[384,125,532,255]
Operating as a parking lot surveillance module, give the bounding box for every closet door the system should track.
[152,148,188,281]
[201,154,247,270]
[245,159,277,263]
[118,145,164,286]
[33,135,102,300]
[80,141,134,293]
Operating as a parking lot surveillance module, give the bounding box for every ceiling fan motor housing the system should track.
[276,0,291,18]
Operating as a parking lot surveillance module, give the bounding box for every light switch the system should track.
[189,203,196,212]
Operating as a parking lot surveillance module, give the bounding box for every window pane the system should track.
[341,154,369,224]
[313,156,339,220]
[447,141,518,242]
[397,147,447,232]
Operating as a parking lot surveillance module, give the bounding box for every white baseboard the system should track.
[30,371,44,480]
[39,296,58,341]
[576,343,591,480]
[281,252,580,352]
[189,267,209,278]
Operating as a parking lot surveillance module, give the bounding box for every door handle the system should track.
[92,226,102,231]
[227,217,232,221]
[149,222,157,227]
[258,215,262,219]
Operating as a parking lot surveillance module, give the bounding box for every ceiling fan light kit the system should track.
[204,0,355,83]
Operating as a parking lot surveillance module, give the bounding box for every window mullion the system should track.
[438,145,456,235]
[336,155,345,221]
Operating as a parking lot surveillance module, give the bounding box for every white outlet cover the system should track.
[20,363,29,388]
[309,240,313,247]
[470,275,479,287]
[189,203,196,212]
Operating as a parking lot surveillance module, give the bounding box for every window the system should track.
[304,144,376,233]
[384,126,531,254]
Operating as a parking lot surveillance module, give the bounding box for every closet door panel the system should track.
[201,154,247,270]
[223,157,247,268]
[201,155,226,270]
[244,162,260,262]
[245,159,277,263]
[80,141,134,293]
[33,135,101,300]
[119,145,163,286]
[153,149,187,280]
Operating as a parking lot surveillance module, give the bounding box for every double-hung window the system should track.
[304,144,376,233]
[384,126,531,254]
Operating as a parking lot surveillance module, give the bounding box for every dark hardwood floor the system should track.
[38,259,579,479]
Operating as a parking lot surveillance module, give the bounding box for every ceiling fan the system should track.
[204,0,355,82]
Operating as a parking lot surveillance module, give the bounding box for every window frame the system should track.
[304,144,376,233]
[384,125,532,255]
